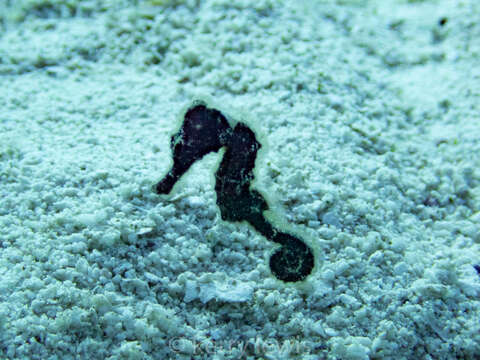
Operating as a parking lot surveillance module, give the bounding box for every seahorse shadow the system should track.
[155,101,314,282]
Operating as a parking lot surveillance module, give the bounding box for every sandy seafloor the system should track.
[1,0,480,359]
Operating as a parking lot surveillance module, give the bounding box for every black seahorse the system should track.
[155,101,314,282]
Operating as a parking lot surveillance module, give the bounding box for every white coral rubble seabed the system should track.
[0,0,479,359]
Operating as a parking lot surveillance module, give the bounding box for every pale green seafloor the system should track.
[0,0,479,359]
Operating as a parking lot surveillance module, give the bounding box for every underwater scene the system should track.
[0,0,479,358]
